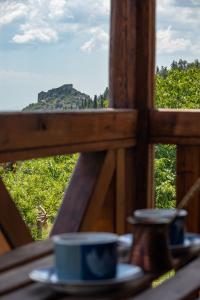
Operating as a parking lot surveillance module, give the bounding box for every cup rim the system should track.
[127,216,170,225]
[53,232,118,246]
[134,208,187,220]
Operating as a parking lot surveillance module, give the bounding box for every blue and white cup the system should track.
[134,209,188,246]
[53,233,118,281]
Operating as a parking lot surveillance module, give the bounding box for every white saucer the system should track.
[29,263,143,295]
[170,233,200,255]
[118,233,200,256]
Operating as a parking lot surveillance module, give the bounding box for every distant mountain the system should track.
[23,84,92,112]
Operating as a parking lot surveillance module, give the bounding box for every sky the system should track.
[0,0,200,111]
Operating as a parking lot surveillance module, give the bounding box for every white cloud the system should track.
[0,0,110,51]
[63,0,110,19]
[157,0,175,12]
[157,0,200,28]
[81,27,109,53]
[81,39,95,53]
[4,0,199,58]
[157,27,191,54]
[156,0,200,59]
[13,24,58,43]
[48,0,72,19]
[59,23,80,33]
[0,1,28,27]
[93,0,110,16]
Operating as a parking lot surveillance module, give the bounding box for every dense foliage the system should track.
[155,145,176,208]
[156,60,200,109]
[0,155,78,239]
[1,60,200,238]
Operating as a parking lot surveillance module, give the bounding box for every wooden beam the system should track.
[0,239,52,273]
[116,149,126,234]
[92,176,116,233]
[0,110,137,161]
[0,255,53,296]
[51,152,109,234]
[5,109,200,155]
[134,258,200,300]
[1,247,199,300]
[0,232,10,255]
[0,179,33,248]
[80,150,116,231]
[109,0,136,233]
[4,109,200,162]
[110,0,136,109]
[133,0,155,209]
[110,0,155,222]
[0,138,135,163]
[150,110,200,145]
[177,146,200,233]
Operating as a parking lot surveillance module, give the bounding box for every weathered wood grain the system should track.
[109,0,136,233]
[110,0,136,109]
[116,149,126,234]
[132,0,155,210]
[0,240,52,273]
[0,284,57,300]
[0,284,58,300]
[51,152,108,234]
[80,150,116,231]
[0,179,33,248]
[92,176,116,233]
[1,248,199,300]
[110,0,155,221]
[177,146,200,233]
[0,232,10,256]
[150,110,200,144]
[0,110,137,162]
[0,255,53,296]
[0,138,135,163]
[133,257,200,300]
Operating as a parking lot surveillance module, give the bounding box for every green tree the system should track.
[93,95,98,108]
[0,154,78,239]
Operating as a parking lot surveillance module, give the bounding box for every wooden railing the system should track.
[1,109,200,243]
[0,110,136,162]
[1,1,200,298]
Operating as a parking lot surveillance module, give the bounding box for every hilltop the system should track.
[23,84,92,112]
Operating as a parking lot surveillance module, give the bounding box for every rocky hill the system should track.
[23,84,92,112]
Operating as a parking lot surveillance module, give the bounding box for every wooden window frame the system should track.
[0,0,200,249]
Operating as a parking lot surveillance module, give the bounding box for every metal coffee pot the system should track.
[127,217,173,273]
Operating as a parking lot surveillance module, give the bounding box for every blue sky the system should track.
[0,0,200,111]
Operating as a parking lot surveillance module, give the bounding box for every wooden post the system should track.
[80,150,116,231]
[116,149,126,234]
[0,232,10,255]
[51,151,116,234]
[110,0,156,231]
[177,146,200,233]
[133,0,155,209]
[0,179,33,248]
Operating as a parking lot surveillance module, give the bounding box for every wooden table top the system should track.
[0,239,200,300]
